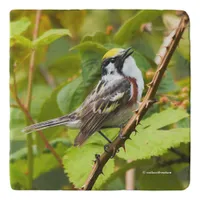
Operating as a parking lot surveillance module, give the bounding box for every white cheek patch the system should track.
[106,63,115,74]
[102,63,122,82]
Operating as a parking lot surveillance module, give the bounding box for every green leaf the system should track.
[45,36,71,67]
[33,29,71,47]
[92,31,110,44]
[133,51,151,71]
[31,84,52,119]
[138,166,183,190]
[80,50,102,87]
[116,108,190,160]
[10,143,67,189]
[57,77,87,114]
[137,108,189,131]
[114,10,162,45]
[47,54,81,83]
[10,17,31,38]
[10,35,32,48]
[158,70,177,94]
[33,143,67,179]
[10,108,26,141]
[63,144,114,189]
[70,41,108,54]
[10,159,29,189]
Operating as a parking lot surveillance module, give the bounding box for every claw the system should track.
[104,143,119,158]
[104,144,110,153]
[111,147,118,158]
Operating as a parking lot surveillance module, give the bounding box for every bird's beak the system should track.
[122,47,134,61]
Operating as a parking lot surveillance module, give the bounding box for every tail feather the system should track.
[22,113,79,134]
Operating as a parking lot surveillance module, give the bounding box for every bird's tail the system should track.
[22,113,79,134]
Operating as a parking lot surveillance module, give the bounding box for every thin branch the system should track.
[26,10,41,110]
[25,10,42,189]
[83,14,189,190]
[125,160,135,190]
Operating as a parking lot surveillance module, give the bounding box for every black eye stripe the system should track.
[102,59,110,67]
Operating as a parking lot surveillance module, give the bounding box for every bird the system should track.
[22,47,144,147]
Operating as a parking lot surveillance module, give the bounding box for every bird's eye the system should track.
[110,71,114,74]
[103,59,110,66]
[110,58,115,63]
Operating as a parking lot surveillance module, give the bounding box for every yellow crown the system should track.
[102,48,122,60]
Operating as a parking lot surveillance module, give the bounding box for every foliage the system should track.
[10,10,190,190]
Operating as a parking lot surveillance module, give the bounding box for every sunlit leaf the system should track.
[10,17,31,38]
[115,108,189,160]
[33,29,71,47]
[63,144,114,189]
[10,35,32,48]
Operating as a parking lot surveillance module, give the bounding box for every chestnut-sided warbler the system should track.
[23,47,144,146]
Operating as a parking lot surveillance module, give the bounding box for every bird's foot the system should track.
[104,143,119,158]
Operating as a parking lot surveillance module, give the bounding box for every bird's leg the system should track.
[98,130,120,157]
[98,130,113,153]
[98,130,112,143]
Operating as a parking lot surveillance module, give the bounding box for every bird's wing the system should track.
[74,78,131,146]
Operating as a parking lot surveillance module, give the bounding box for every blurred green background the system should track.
[10,10,190,190]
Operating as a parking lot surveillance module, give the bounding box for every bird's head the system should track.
[101,47,144,100]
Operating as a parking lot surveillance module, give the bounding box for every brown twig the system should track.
[26,10,41,110]
[25,10,42,189]
[83,14,189,190]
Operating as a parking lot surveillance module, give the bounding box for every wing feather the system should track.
[74,78,131,146]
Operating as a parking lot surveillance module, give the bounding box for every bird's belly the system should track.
[102,103,138,128]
